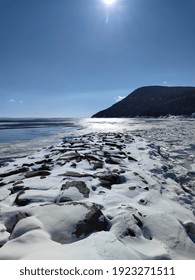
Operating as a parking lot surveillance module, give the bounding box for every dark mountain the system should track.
[92,86,195,118]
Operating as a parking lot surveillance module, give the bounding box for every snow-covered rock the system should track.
[0,119,195,259]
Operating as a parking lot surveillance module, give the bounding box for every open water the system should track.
[0,118,81,163]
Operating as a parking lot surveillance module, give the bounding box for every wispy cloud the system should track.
[8,99,16,103]
[8,99,24,104]
[115,95,126,102]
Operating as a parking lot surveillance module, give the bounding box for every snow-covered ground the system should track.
[0,118,194,259]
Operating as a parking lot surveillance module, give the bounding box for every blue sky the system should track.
[0,0,195,117]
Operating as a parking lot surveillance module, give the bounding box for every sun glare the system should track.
[103,0,116,5]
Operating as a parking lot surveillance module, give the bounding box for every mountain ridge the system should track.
[92,86,195,117]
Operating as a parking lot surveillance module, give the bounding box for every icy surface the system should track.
[0,118,195,259]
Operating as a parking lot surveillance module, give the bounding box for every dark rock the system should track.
[22,163,34,167]
[129,186,137,190]
[0,167,29,178]
[96,172,121,188]
[59,197,73,203]
[123,228,136,237]
[142,179,148,185]
[112,168,126,174]
[5,212,28,233]
[91,161,104,169]
[134,172,148,184]
[162,165,169,172]
[98,191,106,194]
[75,156,83,163]
[35,159,53,165]
[112,152,127,159]
[24,170,51,178]
[15,191,30,207]
[85,154,102,162]
[184,222,195,234]
[105,157,120,165]
[45,154,50,159]
[58,171,94,178]
[164,172,177,181]
[106,215,113,220]
[9,185,29,194]
[92,86,195,117]
[104,142,123,150]
[73,203,109,237]
[58,152,83,163]
[139,199,147,205]
[181,185,194,195]
[119,175,126,183]
[132,214,143,227]
[61,181,90,198]
[183,222,195,243]
[13,180,24,186]
[39,164,52,171]
[187,171,195,177]
[70,163,77,168]
[128,156,137,162]
[150,168,163,175]
[0,182,6,187]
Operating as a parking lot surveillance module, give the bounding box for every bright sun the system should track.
[103,0,116,5]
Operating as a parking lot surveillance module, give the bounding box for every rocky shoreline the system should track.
[0,127,195,259]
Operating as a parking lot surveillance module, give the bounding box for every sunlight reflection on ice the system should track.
[78,118,144,133]
[78,117,186,135]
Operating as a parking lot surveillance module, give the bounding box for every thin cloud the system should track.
[8,99,24,104]
[8,99,16,103]
[115,95,126,102]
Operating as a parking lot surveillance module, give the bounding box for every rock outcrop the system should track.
[92,86,195,117]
